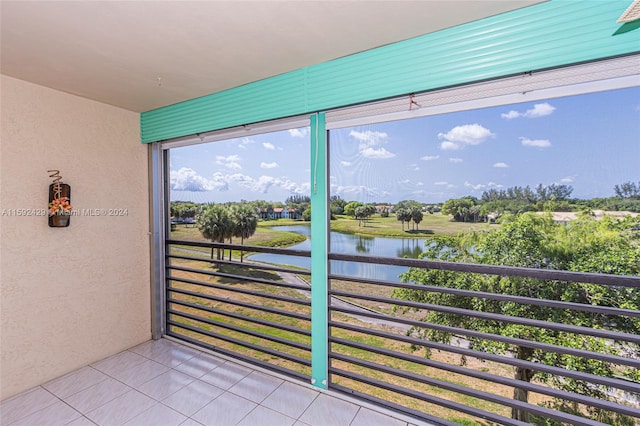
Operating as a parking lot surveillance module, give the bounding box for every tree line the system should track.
[171,180,639,230]
[171,196,311,222]
[443,181,640,223]
[338,199,430,230]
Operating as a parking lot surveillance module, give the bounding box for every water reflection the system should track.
[248,225,426,282]
[396,238,424,259]
[354,235,373,254]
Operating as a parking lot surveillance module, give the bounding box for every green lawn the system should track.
[330,212,495,238]
[170,222,306,247]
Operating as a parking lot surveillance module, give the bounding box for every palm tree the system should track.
[231,203,258,262]
[197,204,232,262]
[410,207,423,230]
[396,208,411,231]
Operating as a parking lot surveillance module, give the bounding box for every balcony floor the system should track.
[1,338,429,426]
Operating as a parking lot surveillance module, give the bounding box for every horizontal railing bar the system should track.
[167,332,311,382]
[168,253,310,276]
[328,383,460,426]
[329,315,640,369]
[167,320,311,366]
[328,329,640,394]
[168,309,311,351]
[169,298,311,337]
[169,264,311,291]
[329,274,640,318]
[168,239,311,258]
[329,367,530,426]
[330,289,640,344]
[168,276,311,306]
[328,253,640,288]
[168,287,311,321]
[331,352,612,426]
[329,335,640,418]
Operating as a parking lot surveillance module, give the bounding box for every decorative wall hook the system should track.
[48,170,72,227]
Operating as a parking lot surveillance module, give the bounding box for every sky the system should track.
[170,86,639,204]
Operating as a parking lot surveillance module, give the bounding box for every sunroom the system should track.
[1,1,639,425]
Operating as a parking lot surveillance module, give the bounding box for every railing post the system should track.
[310,113,328,389]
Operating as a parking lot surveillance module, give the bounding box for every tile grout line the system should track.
[6,386,82,426]
[232,376,298,426]
[348,406,364,426]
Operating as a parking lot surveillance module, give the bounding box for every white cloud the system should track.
[502,102,556,119]
[350,130,396,159]
[330,183,380,199]
[501,110,521,119]
[525,103,556,118]
[520,137,552,148]
[234,137,255,150]
[360,147,396,159]
[465,181,502,191]
[449,157,464,163]
[493,162,509,168]
[260,162,279,169]
[215,155,242,170]
[421,155,440,160]
[228,173,309,195]
[340,161,352,167]
[434,181,449,186]
[561,176,576,183]
[438,124,494,151]
[440,142,460,151]
[350,130,388,144]
[172,170,309,196]
[465,181,486,190]
[170,168,228,192]
[289,128,309,138]
[262,142,275,150]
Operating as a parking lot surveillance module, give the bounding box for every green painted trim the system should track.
[310,112,328,389]
[141,0,640,143]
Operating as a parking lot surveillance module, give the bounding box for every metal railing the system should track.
[164,239,640,426]
[327,253,640,426]
[166,239,312,381]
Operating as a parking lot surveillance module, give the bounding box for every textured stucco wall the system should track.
[0,75,150,399]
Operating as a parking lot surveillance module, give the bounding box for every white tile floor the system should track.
[1,339,430,426]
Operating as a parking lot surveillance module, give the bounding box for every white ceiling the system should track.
[1,1,543,113]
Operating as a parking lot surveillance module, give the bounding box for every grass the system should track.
[330,213,495,238]
[169,223,306,258]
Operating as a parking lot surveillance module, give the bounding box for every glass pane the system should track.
[165,126,313,379]
[327,86,640,425]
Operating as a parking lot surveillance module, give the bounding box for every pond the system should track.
[249,225,428,282]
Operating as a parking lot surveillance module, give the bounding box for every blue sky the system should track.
[170,86,639,204]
